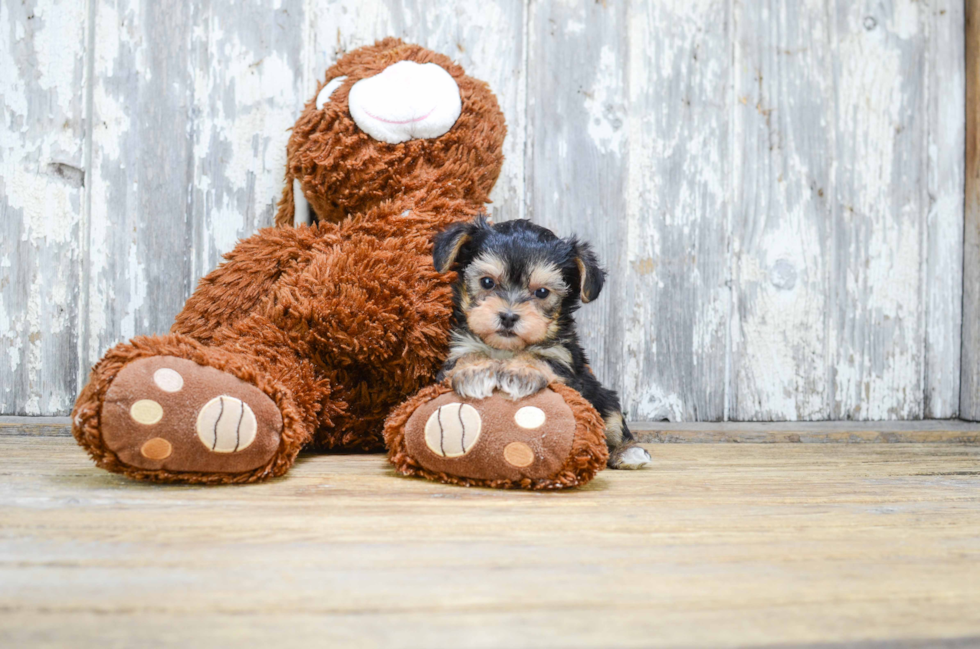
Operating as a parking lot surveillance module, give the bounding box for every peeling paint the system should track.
[0,0,967,420]
[584,46,625,156]
[1,0,86,415]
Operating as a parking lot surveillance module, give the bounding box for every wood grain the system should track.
[9,415,980,443]
[0,0,87,415]
[620,0,730,421]
[81,0,307,381]
[730,0,836,420]
[962,0,980,421]
[831,1,931,420]
[0,1,970,421]
[925,0,965,418]
[525,0,629,412]
[82,0,198,381]
[631,419,980,444]
[3,434,980,647]
[729,1,964,421]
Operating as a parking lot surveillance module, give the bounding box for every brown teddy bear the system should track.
[71,38,607,487]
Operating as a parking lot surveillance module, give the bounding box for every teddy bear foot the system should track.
[385,382,609,489]
[402,388,579,483]
[98,356,283,476]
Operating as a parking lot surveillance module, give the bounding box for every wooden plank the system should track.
[730,0,837,420]
[829,2,930,419]
[732,1,947,421]
[186,0,307,279]
[962,0,980,420]
[632,419,980,444]
[81,0,307,379]
[0,416,72,437]
[524,0,630,412]
[2,615,978,649]
[618,0,730,421]
[7,416,980,444]
[2,437,980,647]
[305,0,526,222]
[81,0,199,378]
[0,0,88,415]
[924,0,965,417]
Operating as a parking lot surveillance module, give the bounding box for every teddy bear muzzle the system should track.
[348,60,462,144]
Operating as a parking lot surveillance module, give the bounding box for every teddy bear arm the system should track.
[273,174,298,228]
[280,236,454,373]
[173,224,338,344]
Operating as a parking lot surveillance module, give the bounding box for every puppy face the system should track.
[461,251,568,350]
[433,218,606,351]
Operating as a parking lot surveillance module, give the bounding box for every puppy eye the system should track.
[534,287,551,299]
[480,277,496,290]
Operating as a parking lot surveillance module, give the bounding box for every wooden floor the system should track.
[2,423,980,648]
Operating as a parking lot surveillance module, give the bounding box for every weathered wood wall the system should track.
[962,0,980,420]
[0,0,967,421]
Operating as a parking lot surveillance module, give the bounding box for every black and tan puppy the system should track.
[432,217,651,469]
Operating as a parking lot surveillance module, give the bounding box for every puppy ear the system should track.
[571,239,606,303]
[432,217,485,273]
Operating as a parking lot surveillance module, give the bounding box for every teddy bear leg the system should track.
[72,330,334,484]
[385,382,609,489]
[266,235,455,450]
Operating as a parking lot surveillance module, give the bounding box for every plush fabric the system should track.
[384,382,609,490]
[72,39,506,483]
[274,38,505,226]
[71,37,609,489]
[72,334,308,484]
[101,356,283,474]
[348,61,461,143]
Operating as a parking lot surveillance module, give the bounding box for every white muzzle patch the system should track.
[348,61,462,144]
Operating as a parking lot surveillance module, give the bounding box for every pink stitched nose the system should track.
[348,61,462,144]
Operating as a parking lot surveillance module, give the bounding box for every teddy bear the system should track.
[71,38,608,487]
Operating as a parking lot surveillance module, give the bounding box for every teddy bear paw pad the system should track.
[403,388,577,482]
[424,403,482,457]
[100,356,282,474]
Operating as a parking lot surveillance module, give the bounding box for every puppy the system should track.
[432,217,651,470]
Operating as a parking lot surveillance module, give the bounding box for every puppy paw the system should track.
[497,368,550,400]
[450,368,497,400]
[608,444,651,470]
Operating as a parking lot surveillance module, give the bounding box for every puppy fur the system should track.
[432,218,651,470]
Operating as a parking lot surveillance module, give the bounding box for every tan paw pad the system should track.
[140,437,173,460]
[153,368,184,392]
[424,402,482,458]
[196,396,258,453]
[514,406,546,429]
[130,399,163,425]
[503,441,535,468]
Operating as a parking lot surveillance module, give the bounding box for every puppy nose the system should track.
[348,60,462,144]
[498,312,520,329]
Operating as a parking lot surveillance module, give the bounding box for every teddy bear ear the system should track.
[432,217,488,273]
